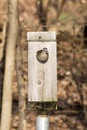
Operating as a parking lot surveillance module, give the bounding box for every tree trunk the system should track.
[0,0,19,130]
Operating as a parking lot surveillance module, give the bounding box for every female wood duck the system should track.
[36,48,49,64]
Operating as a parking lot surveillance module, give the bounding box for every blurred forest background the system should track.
[0,0,87,130]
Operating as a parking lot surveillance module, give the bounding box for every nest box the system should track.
[27,32,57,110]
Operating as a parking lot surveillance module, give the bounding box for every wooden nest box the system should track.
[27,32,57,110]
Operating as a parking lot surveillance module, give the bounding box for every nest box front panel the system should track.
[27,32,57,102]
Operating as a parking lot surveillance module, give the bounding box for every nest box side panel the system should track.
[42,42,57,101]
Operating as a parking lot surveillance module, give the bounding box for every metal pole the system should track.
[36,116,49,130]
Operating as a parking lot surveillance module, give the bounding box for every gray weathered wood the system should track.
[27,32,57,102]
[27,32,56,41]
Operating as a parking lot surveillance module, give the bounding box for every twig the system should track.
[15,32,26,130]
[0,22,7,62]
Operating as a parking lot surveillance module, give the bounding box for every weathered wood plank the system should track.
[27,32,56,41]
[28,32,57,102]
[43,43,57,101]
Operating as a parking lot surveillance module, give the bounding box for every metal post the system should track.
[36,116,49,130]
